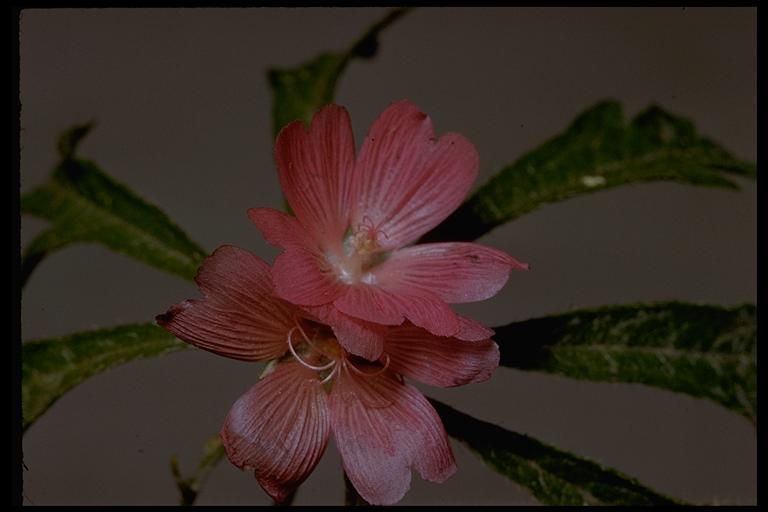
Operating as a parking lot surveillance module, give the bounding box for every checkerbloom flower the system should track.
[157,246,499,505]
[249,100,527,360]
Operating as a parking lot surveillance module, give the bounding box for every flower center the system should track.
[286,321,390,386]
[328,218,389,285]
[347,229,379,256]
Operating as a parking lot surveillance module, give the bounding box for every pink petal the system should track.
[272,248,344,307]
[156,246,295,361]
[303,303,387,361]
[332,285,404,326]
[275,104,355,251]
[329,365,456,505]
[247,207,315,249]
[334,285,460,337]
[375,242,529,304]
[385,324,499,387]
[396,293,459,337]
[250,208,345,309]
[221,362,330,503]
[455,315,495,341]
[352,100,479,249]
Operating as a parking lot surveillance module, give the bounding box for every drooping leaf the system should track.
[22,323,187,432]
[268,7,410,136]
[431,399,682,505]
[171,436,227,506]
[495,302,756,423]
[422,101,756,242]
[21,123,207,286]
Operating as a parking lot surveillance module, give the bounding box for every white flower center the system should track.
[327,219,389,285]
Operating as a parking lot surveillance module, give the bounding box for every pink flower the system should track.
[157,246,499,505]
[249,100,527,360]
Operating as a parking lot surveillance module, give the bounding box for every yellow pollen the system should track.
[312,336,343,359]
[349,230,379,256]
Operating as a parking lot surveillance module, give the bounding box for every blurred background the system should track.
[20,7,756,505]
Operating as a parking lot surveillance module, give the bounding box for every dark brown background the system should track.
[20,7,756,505]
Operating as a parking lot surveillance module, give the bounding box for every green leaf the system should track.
[495,302,756,423]
[422,101,756,242]
[22,323,187,432]
[171,436,227,506]
[268,7,410,136]
[431,399,682,505]
[21,123,207,286]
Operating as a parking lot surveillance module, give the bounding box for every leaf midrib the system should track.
[473,145,745,224]
[544,342,754,366]
[495,145,738,190]
[23,334,187,379]
[491,450,603,505]
[45,180,204,271]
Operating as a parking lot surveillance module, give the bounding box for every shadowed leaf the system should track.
[21,123,207,286]
[431,399,682,505]
[268,7,410,136]
[22,323,187,432]
[422,101,755,242]
[171,436,227,506]
[495,302,756,423]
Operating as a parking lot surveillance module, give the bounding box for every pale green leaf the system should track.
[21,123,207,286]
[423,101,756,242]
[22,323,187,432]
[496,302,756,423]
[431,399,682,505]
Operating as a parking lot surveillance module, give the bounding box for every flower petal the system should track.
[303,303,387,361]
[455,315,495,341]
[352,100,479,249]
[375,242,529,304]
[156,246,294,361]
[332,285,404,325]
[247,207,315,249]
[275,105,355,250]
[329,366,456,505]
[251,209,345,308]
[272,248,345,306]
[385,324,499,387]
[333,285,460,337]
[221,361,330,503]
